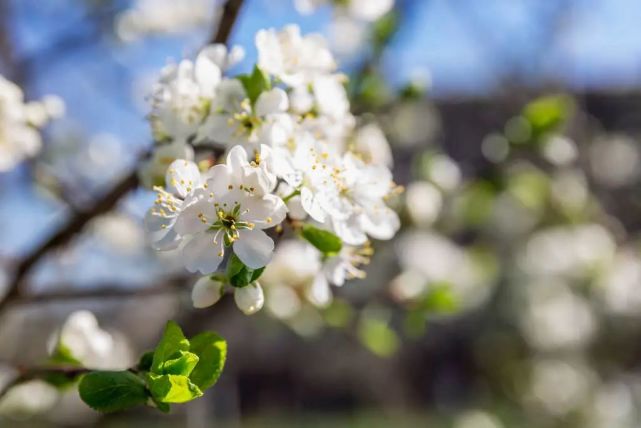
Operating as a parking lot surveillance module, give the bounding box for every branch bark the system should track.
[0,0,245,312]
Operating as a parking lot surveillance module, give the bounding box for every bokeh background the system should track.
[2,0,641,427]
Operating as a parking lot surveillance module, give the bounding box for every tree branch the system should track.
[0,0,245,312]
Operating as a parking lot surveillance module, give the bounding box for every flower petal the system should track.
[306,273,332,308]
[174,198,216,236]
[241,194,287,229]
[233,229,274,269]
[255,88,289,116]
[234,283,264,315]
[191,276,224,308]
[182,234,225,274]
[165,159,201,198]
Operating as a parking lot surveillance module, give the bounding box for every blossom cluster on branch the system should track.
[142,25,401,315]
[0,75,64,172]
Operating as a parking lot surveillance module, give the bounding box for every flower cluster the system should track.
[294,0,394,22]
[144,25,400,315]
[0,74,64,172]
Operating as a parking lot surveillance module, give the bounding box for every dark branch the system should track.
[211,0,244,44]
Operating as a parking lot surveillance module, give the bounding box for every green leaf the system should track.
[151,321,190,374]
[147,374,203,404]
[49,343,82,367]
[227,253,265,287]
[43,372,79,390]
[78,371,148,413]
[161,351,199,377]
[238,65,271,105]
[522,95,573,140]
[358,318,400,358]
[137,350,154,372]
[301,224,342,254]
[188,332,227,390]
[418,283,459,314]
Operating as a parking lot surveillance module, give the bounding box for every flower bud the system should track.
[192,277,224,309]
[234,282,264,315]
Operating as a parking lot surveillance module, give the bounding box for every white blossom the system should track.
[234,282,265,315]
[191,276,224,308]
[256,25,336,86]
[174,146,287,273]
[0,74,63,172]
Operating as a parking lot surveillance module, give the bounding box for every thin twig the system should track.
[0,0,246,313]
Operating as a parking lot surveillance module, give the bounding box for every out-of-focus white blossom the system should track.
[352,122,393,167]
[295,0,394,22]
[47,311,129,370]
[527,358,594,416]
[0,380,58,418]
[589,134,640,188]
[454,410,504,428]
[519,224,616,280]
[542,135,578,166]
[389,101,439,147]
[425,154,462,192]
[115,0,219,41]
[597,250,641,316]
[91,213,146,254]
[405,181,442,227]
[0,75,63,172]
[520,280,596,351]
[139,141,195,188]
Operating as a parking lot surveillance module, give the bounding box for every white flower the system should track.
[48,311,114,369]
[150,44,243,143]
[191,276,224,308]
[138,141,195,188]
[256,25,336,86]
[234,282,265,315]
[352,122,393,167]
[325,153,400,245]
[200,80,291,148]
[115,0,219,41]
[145,159,205,251]
[323,244,372,286]
[174,146,287,273]
[294,0,394,22]
[0,74,63,172]
[348,0,394,21]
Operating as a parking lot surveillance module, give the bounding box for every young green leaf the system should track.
[147,373,203,404]
[301,224,342,254]
[78,371,148,413]
[238,65,271,105]
[161,351,199,377]
[49,343,82,366]
[151,321,190,374]
[227,253,265,287]
[137,350,155,372]
[188,332,227,390]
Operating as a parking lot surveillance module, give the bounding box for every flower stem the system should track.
[282,189,301,203]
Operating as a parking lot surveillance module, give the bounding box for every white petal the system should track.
[240,194,287,229]
[174,198,215,236]
[195,47,223,96]
[204,164,235,197]
[165,159,201,198]
[234,283,265,315]
[362,205,400,240]
[255,88,289,116]
[226,145,249,172]
[233,229,274,269]
[182,234,225,274]
[306,274,332,308]
[331,216,368,246]
[191,276,224,308]
[300,187,326,222]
